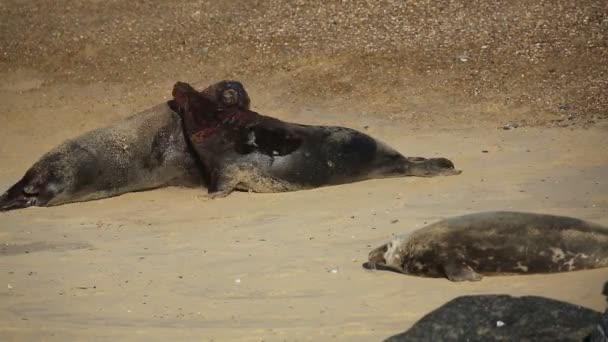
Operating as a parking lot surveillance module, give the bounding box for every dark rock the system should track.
[589,310,608,342]
[385,295,602,342]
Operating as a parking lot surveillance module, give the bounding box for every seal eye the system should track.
[221,89,238,106]
[22,185,38,196]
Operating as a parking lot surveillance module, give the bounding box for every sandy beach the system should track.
[1,1,607,340]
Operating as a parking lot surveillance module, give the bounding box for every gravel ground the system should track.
[1,0,607,127]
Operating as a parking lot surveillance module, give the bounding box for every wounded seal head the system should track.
[200,80,250,110]
[172,81,258,148]
[169,80,250,120]
[172,82,216,132]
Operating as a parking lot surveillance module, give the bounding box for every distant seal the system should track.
[384,295,603,342]
[172,81,461,197]
[0,80,249,211]
[364,211,608,281]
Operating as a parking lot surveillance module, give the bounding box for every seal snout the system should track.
[0,187,33,212]
[0,172,55,212]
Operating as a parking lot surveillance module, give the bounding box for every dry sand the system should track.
[1,71,607,341]
[1,1,608,341]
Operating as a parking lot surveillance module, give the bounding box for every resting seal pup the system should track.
[384,294,604,342]
[364,211,608,281]
[0,80,250,211]
[172,81,461,197]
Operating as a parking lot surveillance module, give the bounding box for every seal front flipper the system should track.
[205,168,238,199]
[204,190,233,199]
[442,261,483,282]
[362,262,407,275]
[206,176,236,199]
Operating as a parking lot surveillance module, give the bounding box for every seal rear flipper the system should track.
[407,157,462,177]
[442,261,483,282]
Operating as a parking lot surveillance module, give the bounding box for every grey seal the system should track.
[365,211,608,281]
[0,80,249,211]
[172,81,461,197]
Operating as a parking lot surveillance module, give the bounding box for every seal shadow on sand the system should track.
[0,241,91,257]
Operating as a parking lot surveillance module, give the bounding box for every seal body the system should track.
[172,81,461,197]
[365,211,608,281]
[0,80,250,211]
[0,103,200,211]
[384,295,602,342]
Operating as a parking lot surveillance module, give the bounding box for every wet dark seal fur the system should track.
[172,81,461,197]
[0,80,249,211]
[364,211,608,281]
[384,295,604,342]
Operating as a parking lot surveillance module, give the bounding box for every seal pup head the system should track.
[363,236,409,274]
[363,233,482,281]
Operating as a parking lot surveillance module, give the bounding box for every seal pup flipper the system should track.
[362,262,407,274]
[442,261,483,282]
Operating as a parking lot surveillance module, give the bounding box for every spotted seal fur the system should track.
[364,211,608,281]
